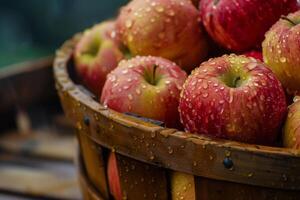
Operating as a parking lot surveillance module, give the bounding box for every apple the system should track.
[107,153,122,200]
[171,172,195,200]
[283,96,300,149]
[179,54,287,145]
[116,0,208,71]
[244,51,263,62]
[102,56,186,199]
[263,11,300,95]
[200,0,299,52]
[101,56,187,127]
[74,21,124,95]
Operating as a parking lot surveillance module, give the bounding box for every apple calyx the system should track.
[145,64,159,86]
[281,15,297,26]
[220,70,245,88]
[83,38,101,57]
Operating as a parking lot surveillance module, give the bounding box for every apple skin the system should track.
[244,51,263,62]
[200,0,299,52]
[263,11,300,95]
[179,54,287,145]
[74,21,124,95]
[101,56,187,128]
[283,96,300,149]
[171,172,195,200]
[107,153,122,200]
[116,0,208,71]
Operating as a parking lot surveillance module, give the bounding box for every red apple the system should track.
[101,56,187,127]
[200,0,299,52]
[244,51,263,62]
[179,54,287,145]
[107,153,122,200]
[263,11,300,95]
[283,96,300,149]
[116,0,208,71]
[74,21,124,95]
[102,56,186,199]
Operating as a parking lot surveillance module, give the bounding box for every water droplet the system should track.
[225,151,231,157]
[128,34,133,42]
[149,155,155,160]
[280,57,287,63]
[123,85,129,90]
[135,88,141,95]
[167,10,175,16]
[202,93,209,98]
[128,94,133,100]
[168,146,173,154]
[151,132,156,138]
[193,161,197,166]
[165,80,171,85]
[122,69,128,74]
[125,20,133,28]
[155,5,164,12]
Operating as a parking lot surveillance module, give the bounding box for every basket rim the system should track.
[54,34,300,190]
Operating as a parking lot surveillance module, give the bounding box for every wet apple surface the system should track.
[116,0,208,71]
[179,54,287,145]
[263,10,300,95]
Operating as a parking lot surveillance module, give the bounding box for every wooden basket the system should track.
[54,35,300,200]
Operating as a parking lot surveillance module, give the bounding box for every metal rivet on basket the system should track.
[223,157,233,169]
[83,116,90,126]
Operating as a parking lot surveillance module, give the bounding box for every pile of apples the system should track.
[74,0,300,199]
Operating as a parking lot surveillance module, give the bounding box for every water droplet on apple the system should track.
[125,20,133,28]
[202,93,209,98]
[122,69,128,74]
[128,94,133,100]
[280,57,287,63]
[167,10,175,16]
[135,88,141,95]
[155,5,164,13]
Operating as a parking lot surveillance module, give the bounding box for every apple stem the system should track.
[213,0,219,5]
[151,65,158,85]
[281,15,297,26]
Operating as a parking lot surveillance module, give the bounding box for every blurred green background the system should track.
[0,0,127,68]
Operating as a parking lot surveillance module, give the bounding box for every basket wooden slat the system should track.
[116,154,168,199]
[78,131,109,199]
